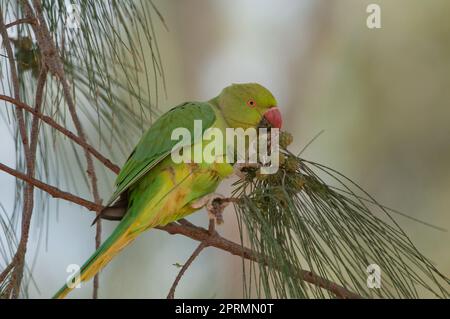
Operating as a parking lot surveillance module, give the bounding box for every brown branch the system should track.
[0,94,120,174]
[5,17,36,29]
[167,242,207,299]
[23,0,103,196]
[0,162,102,213]
[22,0,103,298]
[9,65,48,298]
[30,67,47,155]
[11,69,44,296]
[0,9,29,158]
[24,1,103,298]
[0,8,37,298]
[0,262,14,284]
[166,219,216,299]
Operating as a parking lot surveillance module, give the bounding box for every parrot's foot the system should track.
[191,193,234,225]
[233,162,261,179]
[206,196,230,225]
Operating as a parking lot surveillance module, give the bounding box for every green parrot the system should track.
[53,83,282,298]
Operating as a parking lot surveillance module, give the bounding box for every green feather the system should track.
[106,102,216,206]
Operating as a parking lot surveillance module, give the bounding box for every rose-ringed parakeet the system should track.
[53,83,282,298]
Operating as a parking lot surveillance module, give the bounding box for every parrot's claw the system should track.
[206,196,230,225]
[233,162,261,179]
[191,193,232,225]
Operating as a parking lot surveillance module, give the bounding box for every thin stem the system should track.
[166,243,207,299]
[0,162,102,213]
[0,94,120,174]
[30,67,47,156]
[166,219,216,299]
[0,263,14,284]
[0,8,36,298]
[23,0,103,298]
[0,9,29,158]
[5,18,36,29]
[10,65,47,298]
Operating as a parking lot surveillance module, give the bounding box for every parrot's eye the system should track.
[246,99,256,108]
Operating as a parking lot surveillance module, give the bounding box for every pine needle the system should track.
[232,132,449,298]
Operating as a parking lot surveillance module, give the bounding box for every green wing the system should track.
[106,102,216,206]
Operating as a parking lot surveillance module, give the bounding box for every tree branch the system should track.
[25,0,104,294]
[5,18,36,29]
[0,262,14,284]
[0,94,121,174]
[0,8,36,298]
[166,219,216,299]
[9,65,48,298]
[166,242,207,299]
[0,161,361,299]
[0,9,29,158]
[22,0,103,297]
[30,67,47,156]
[0,162,102,213]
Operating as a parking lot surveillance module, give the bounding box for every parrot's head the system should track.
[216,83,282,130]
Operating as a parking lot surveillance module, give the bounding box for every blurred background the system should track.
[1,0,449,298]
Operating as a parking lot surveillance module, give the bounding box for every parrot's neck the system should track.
[208,96,220,107]
[208,96,231,127]
[208,96,259,165]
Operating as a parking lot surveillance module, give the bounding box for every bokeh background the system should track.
[1,0,449,298]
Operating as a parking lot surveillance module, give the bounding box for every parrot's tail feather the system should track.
[53,282,72,299]
[53,222,136,299]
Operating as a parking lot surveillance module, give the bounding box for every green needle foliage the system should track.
[1,0,165,195]
[0,0,164,296]
[233,132,449,298]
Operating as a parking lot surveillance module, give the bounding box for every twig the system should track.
[0,94,121,174]
[0,162,361,299]
[10,65,47,298]
[30,67,47,156]
[166,219,216,299]
[0,162,102,213]
[167,242,207,299]
[0,9,36,298]
[0,9,29,158]
[5,17,36,29]
[0,262,14,284]
[23,0,103,298]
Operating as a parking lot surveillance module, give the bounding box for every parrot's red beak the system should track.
[263,107,282,129]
